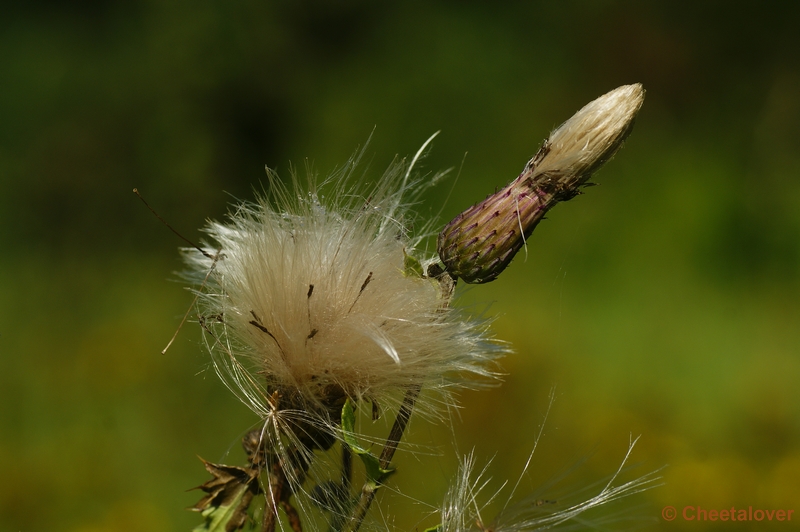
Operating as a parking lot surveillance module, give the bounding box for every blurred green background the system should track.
[2,1,799,530]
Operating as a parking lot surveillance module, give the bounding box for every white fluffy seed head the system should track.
[183,150,506,422]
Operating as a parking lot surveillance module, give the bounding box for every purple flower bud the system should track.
[438,84,645,283]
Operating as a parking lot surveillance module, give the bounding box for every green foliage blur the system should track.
[2,1,799,531]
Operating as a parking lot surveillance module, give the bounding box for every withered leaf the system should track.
[190,457,261,532]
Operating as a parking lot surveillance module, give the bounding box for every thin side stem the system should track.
[342,443,353,493]
[342,384,421,532]
[378,385,420,468]
[280,500,303,532]
[261,460,285,532]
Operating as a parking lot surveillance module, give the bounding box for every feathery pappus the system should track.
[439,438,663,532]
[182,137,507,446]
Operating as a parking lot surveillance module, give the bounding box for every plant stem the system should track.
[342,384,421,532]
[261,461,283,532]
[342,443,352,492]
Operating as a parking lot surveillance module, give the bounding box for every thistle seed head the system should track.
[438,84,644,283]
[182,151,506,427]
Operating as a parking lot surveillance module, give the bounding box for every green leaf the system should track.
[403,248,424,278]
[192,483,249,532]
[359,451,395,487]
[340,399,361,450]
[340,399,395,485]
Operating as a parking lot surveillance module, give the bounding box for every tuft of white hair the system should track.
[538,83,645,180]
[182,142,506,426]
[439,436,663,532]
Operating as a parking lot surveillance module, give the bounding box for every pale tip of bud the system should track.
[539,83,645,180]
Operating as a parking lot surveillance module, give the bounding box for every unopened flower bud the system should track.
[438,83,644,283]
